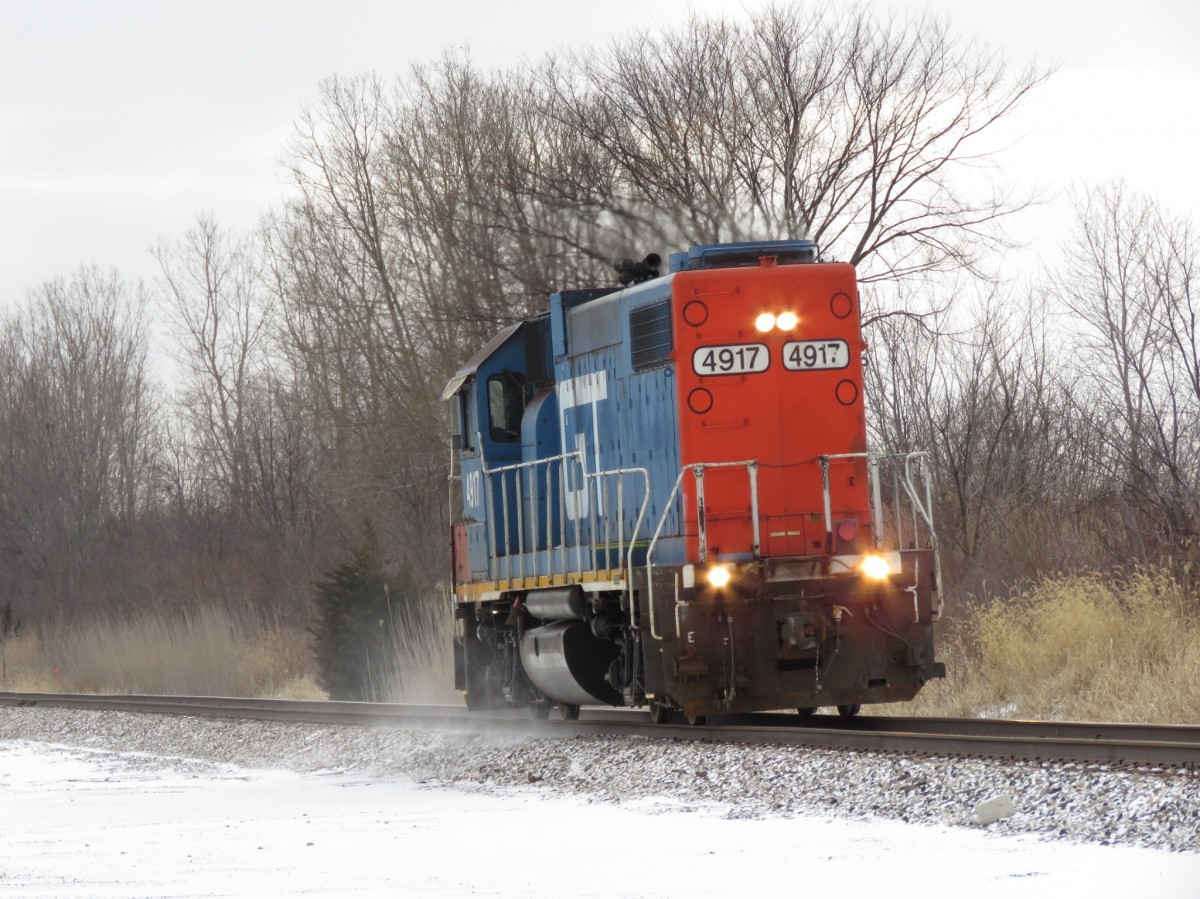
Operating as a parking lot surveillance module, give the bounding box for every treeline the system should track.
[868,183,1200,595]
[0,5,1192,632]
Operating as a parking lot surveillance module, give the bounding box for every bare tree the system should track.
[542,4,1049,282]
[865,287,1111,596]
[156,214,320,541]
[1055,182,1200,560]
[271,64,618,581]
[156,216,270,520]
[0,268,156,614]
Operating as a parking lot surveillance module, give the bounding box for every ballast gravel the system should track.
[1,706,1196,853]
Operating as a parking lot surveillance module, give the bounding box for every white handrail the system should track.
[476,450,650,607]
[645,459,761,640]
[644,450,942,639]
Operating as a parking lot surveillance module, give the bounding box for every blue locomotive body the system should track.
[447,276,688,585]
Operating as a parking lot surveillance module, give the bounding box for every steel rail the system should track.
[714,710,1200,747]
[2,692,1197,769]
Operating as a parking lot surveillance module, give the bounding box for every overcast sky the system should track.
[1,0,1196,307]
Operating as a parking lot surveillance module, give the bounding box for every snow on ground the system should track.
[1,739,1197,899]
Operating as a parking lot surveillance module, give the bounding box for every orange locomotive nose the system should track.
[673,260,871,562]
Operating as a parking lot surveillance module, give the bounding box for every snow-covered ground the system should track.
[1,713,1198,897]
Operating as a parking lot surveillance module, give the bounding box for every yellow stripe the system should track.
[454,569,623,601]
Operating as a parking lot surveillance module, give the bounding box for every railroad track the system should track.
[2,691,1197,769]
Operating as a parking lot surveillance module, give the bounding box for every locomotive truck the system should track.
[444,240,944,724]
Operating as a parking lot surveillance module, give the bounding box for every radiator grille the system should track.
[630,301,672,371]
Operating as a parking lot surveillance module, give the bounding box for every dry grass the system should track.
[368,588,458,704]
[0,605,319,698]
[1,626,55,691]
[907,568,1200,724]
[0,587,458,704]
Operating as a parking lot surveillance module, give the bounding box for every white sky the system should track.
[1,0,1197,306]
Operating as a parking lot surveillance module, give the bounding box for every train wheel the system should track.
[648,699,673,725]
[686,712,709,726]
[532,701,551,720]
[837,704,861,718]
[559,703,581,721]
[796,707,817,718]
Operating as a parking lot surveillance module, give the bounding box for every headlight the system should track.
[706,564,732,588]
[754,312,776,333]
[860,554,891,580]
[776,311,799,331]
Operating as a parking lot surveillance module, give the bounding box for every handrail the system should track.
[572,441,652,610]
[475,449,650,609]
[903,451,943,619]
[645,459,761,640]
[473,446,941,628]
[645,467,687,641]
[815,451,943,619]
[593,466,651,612]
[818,450,937,551]
[645,450,942,639]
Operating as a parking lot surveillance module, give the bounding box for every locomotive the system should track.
[445,240,945,724]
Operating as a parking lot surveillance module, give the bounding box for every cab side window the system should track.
[488,371,526,442]
[454,392,473,452]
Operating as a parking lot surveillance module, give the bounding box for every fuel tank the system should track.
[519,621,622,706]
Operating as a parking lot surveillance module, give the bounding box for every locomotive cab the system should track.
[447,241,945,722]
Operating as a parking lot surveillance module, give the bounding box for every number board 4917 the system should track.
[692,343,770,376]
[782,339,850,371]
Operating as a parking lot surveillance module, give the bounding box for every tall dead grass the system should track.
[0,587,458,704]
[364,587,458,704]
[908,568,1200,723]
[0,605,319,698]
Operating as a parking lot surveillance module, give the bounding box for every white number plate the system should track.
[692,343,769,376]
[783,339,850,371]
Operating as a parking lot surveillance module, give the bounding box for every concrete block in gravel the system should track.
[973,793,1016,825]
